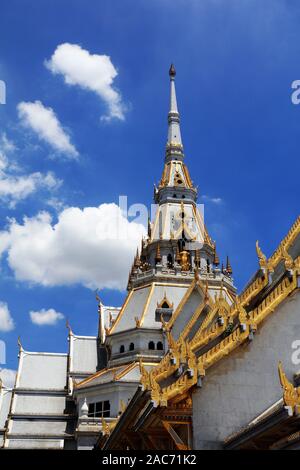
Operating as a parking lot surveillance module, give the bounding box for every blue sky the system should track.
[0,0,300,376]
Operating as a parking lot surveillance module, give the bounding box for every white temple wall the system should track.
[192,291,300,449]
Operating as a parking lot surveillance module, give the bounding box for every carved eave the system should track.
[141,221,300,407]
[255,216,300,276]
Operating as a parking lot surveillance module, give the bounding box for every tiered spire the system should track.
[166,64,184,162]
[125,65,235,296]
[156,65,195,196]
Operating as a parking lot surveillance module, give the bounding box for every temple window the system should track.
[119,345,125,353]
[88,400,110,418]
[129,342,135,351]
[155,293,174,322]
[157,341,164,350]
[148,341,155,350]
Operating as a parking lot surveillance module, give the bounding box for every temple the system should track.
[1,66,300,450]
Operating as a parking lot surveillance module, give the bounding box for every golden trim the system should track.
[182,164,193,189]
[76,366,122,388]
[249,273,297,326]
[269,215,300,269]
[166,278,197,329]
[147,262,299,406]
[109,289,134,334]
[114,362,137,381]
[181,300,207,340]
[198,291,231,336]
[161,421,190,450]
[139,283,156,327]
[237,271,269,308]
[150,207,160,242]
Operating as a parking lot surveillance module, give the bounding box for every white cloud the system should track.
[0,133,62,208]
[30,308,64,326]
[0,171,61,209]
[0,368,16,388]
[0,204,146,290]
[202,195,223,204]
[45,43,125,121]
[0,134,16,171]
[46,197,66,212]
[0,302,15,332]
[18,100,78,158]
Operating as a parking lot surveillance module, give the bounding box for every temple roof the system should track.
[4,345,72,449]
[0,384,12,431]
[130,215,300,407]
[16,348,68,391]
[68,332,98,376]
[75,361,155,390]
[108,282,189,335]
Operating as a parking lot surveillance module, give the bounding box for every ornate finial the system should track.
[194,266,200,281]
[134,248,141,268]
[66,318,73,336]
[139,359,151,391]
[280,245,294,272]
[95,288,101,303]
[155,242,162,263]
[213,243,220,266]
[166,330,177,351]
[278,361,300,409]
[256,240,268,269]
[101,417,110,436]
[160,313,169,331]
[226,256,232,275]
[169,63,176,78]
[17,336,23,351]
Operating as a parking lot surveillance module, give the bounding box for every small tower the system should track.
[226,256,233,275]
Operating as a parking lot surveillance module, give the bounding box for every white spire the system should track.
[166,64,184,161]
[169,64,179,113]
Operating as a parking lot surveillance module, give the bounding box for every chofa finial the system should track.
[169,63,176,78]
